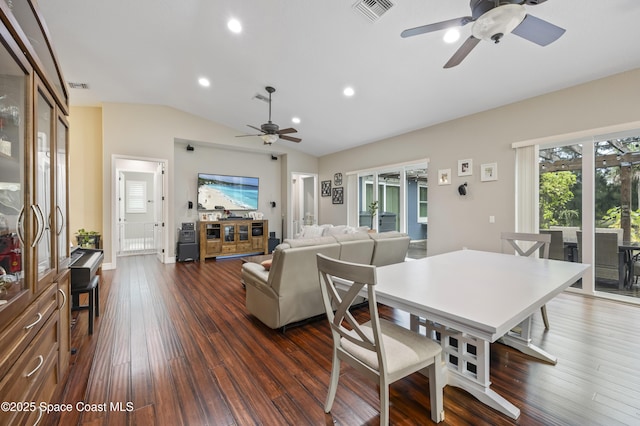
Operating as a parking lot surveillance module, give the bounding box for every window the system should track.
[418,183,428,223]
[126,180,147,213]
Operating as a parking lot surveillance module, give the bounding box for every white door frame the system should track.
[111,154,168,269]
[288,172,318,238]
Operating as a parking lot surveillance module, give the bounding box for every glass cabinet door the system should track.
[55,114,69,268]
[0,38,28,313]
[238,224,249,242]
[35,86,54,286]
[224,225,235,242]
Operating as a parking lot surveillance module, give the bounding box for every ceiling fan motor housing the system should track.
[471,3,526,42]
[261,121,279,134]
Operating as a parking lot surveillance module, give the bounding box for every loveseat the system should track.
[242,231,410,329]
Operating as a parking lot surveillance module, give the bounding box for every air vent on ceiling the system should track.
[353,0,395,22]
[68,82,90,89]
[253,93,270,103]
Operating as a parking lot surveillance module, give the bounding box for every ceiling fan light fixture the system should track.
[261,134,279,144]
[471,4,526,42]
[443,28,460,43]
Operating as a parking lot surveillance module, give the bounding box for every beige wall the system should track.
[68,106,103,246]
[69,67,640,266]
[318,68,640,255]
[98,103,317,267]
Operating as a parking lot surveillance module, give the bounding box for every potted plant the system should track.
[76,228,101,248]
[365,201,379,229]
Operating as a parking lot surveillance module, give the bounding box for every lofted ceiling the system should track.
[38,0,640,157]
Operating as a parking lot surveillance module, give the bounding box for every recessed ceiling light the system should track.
[227,18,242,34]
[343,86,355,97]
[443,28,460,44]
[292,117,301,124]
[198,77,210,87]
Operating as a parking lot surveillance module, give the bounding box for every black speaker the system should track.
[177,242,198,262]
[179,230,196,243]
[268,238,280,254]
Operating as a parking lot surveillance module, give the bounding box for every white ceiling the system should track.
[38,0,640,157]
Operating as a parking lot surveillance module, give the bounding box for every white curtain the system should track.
[515,145,538,233]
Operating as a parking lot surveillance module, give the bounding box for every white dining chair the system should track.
[316,253,444,424]
[501,231,551,330]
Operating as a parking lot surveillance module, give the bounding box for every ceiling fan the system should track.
[236,86,301,145]
[401,0,565,68]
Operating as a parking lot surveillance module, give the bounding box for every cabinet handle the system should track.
[24,312,43,330]
[33,407,44,426]
[16,205,25,245]
[31,205,44,247]
[25,355,44,378]
[56,205,64,236]
[58,288,67,308]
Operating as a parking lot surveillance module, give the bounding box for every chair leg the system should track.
[541,305,550,330]
[379,380,390,426]
[324,353,340,413]
[427,360,445,423]
[88,289,95,335]
[95,282,100,317]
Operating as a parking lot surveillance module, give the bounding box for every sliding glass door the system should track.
[352,161,428,257]
[538,131,640,302]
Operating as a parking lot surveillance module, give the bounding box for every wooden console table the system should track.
[199,219,268,261]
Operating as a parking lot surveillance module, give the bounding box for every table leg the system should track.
[412,314,521,419]
[498,316,558,364]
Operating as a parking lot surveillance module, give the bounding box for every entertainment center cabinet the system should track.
[199,220,268,261]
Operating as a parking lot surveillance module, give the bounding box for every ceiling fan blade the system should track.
[277,127,298,135]
[444,36,481,68]
[280,135,301,143]
[235,134,262,138]
[401,16,473,38]
[511,14,565,46]
[247,124,264,133]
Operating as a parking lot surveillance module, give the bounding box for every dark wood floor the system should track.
[46,255,640,425]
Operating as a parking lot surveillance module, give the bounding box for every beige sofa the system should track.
[242,231,410,329]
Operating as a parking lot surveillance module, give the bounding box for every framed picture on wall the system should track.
[481,163,498,181]
[332,187,344,204]
[334,172,343,186]
[458,159,473,176]
[321,180,331,197]
[438,169,451,185]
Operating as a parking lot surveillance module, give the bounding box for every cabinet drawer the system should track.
[221,245,237,254]
[0,283,57,379]
[236,243,252,252]
[206,241,221,254]
[0,313,59,426]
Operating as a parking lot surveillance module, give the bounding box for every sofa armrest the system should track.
[242,263,277,299]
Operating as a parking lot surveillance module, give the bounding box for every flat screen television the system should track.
[197,173,259,211]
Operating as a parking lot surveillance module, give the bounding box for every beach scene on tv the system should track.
[197,174,259,211]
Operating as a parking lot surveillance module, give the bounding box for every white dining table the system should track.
[370,249,589,419]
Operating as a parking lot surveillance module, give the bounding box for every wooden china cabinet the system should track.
[0,1,71,425]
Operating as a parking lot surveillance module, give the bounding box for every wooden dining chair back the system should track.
[316,253,444,424]
[500,232,552,330]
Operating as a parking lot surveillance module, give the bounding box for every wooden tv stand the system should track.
[199,219,268,261]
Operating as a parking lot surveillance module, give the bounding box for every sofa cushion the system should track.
[297,224,332,239]
[283,236,337,248]
[369,231,410,267]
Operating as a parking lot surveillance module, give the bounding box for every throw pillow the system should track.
[261,259,272,271]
